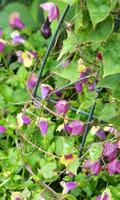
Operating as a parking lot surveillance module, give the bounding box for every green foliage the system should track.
[87,0,117,28]
[1,0,120,199]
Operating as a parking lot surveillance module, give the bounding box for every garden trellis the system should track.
[33,4,102,160]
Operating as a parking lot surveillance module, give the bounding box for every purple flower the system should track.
[0,42,5,53]
[80,68,91,83]
[16,50,23,63]
[107,159,120,175]
[96,129,106,140]
[103,142,118,161]
[9,12,25,29]
[15,198,21,200]
[41,84,52,99]
[55,90,62,97]
[41,17,52,39]
[37,118,48,136]
[22,115,31,125]
[0,125,6,134]
[40,2,59,22]
[13,35,24,45]
[91,161,102,175]
[61,59,70,68]
[96,189,111,200]
[75,82,83,92]
[83,160,91,169]
[40,3,59,39]
[65,120,84,135]
[27,73,38,89]
[56,100,69,114]
[0,30,3,37]
[96,195,102,200]
[96,194,109,200]
[88,83,95,91]
[29,51,37,58]
[61,181,78,194]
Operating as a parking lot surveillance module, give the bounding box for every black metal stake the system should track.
[78,103,96,158]
[33,5,70,98]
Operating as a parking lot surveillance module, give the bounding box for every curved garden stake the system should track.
[33,4,70,98]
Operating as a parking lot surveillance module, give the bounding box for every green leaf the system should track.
[87,0,117,28]
[58,0,78,5]
[40,163,57,179]
[58,32,78,60]
[98,103,117,121]
[62,194,77,200]
[55,136,74,156]
[113,81,120,101]
[55,61,80,82]
[103,34,120,77]
[97,74,120,90]
[87,17,113,42]
[89,143,103,162]
[110,184,120,199]
[67,158,79,175]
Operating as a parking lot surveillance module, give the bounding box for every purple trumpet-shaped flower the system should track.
[83,159,91,169]
[37,118,48,136]
[61,181,78,194]
[103,142,118,161]
[0,125,6,134]
[22,115,31,125]
[91,161,102,175]
[40,2,59,22]
[55,90,62,97]
[88,83,95,91]
[0,42,5,53]
[29,51,37,58]
[75,82,83,93]
[17,113,31,128]
[12,35,25,45]
[41,84,52,99]
[11,31,25,45]
[96,129,106,140]
[27,73,38,89]
[41,17,52,39]
[40,3,59,39]
[80,68,91,83]
[65,120,84,135]
[107,159,120,175]
[56,100,69,114]
[9,12,25,29]
[96,194,109,200]
[83,160,101,175]
[96,195,102,200]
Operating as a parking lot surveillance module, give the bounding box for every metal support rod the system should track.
[36,95,98,119]
[78,103,96,158]
[33,5,70,97]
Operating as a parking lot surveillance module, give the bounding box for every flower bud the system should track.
[37,118,48,136]
[56,100,69,114]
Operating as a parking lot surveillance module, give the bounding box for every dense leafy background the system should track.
[0,0,120,199]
